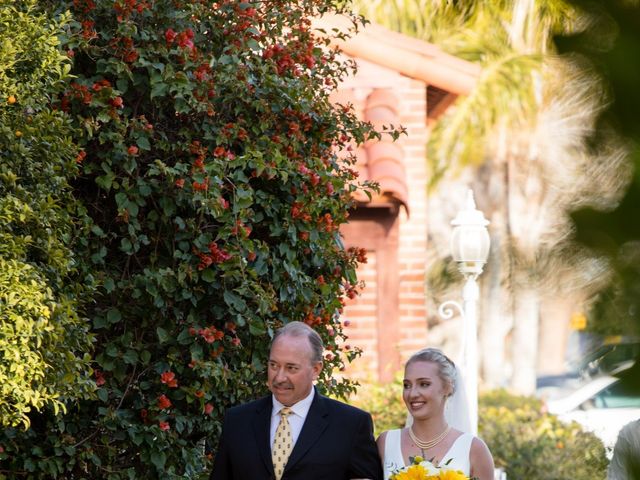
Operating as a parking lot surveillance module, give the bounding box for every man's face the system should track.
[267,334,322,406]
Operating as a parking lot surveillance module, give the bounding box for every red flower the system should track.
[194,390,204,398]
[165,28,177,44]
[199,326,224,343]
[160,371,178,388]
[124,49,139,63]
[193,156,205,169]
[175,178,185,188]
[76,150,87,164]
[110,96,124,108]
[127,145,139,156]
[193,180,208,191]
[157,394,172,410]
[213,146,226,157]
[159,421,170,431]
[94,369,105,386]
[204,403,214,415]
[326,182,334,195]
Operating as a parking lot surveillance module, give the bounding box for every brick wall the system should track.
[338,62,430,382]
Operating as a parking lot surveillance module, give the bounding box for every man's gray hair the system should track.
[272,321,324,364]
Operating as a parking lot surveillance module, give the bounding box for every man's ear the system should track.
[312,361,322,380]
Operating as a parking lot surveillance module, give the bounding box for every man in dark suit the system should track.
[210,321,383,480]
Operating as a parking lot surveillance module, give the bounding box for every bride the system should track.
[376,348,495,480]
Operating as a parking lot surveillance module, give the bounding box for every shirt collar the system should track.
[271,386,315,419]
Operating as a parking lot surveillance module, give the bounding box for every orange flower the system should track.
[160,371,178,388]
[157,394,172,409]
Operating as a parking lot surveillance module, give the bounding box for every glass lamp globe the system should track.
[450,190,490,276]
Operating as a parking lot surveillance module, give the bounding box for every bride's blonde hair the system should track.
[406,348,457,396]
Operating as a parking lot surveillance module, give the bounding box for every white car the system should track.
[545,373,640,452]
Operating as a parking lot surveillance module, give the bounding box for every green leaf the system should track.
[121,237,133,253]
[150,450,166,470]
[201,268,215,283]
[93,315,108,329]
[103,277,115,293]
[97,388,108,402]
[140,350,151,364]
[123,349,138,365]
[150,82,168,99]
[249,318,266,336]
[156,327,170,343]
[177,328,193,344]
[223,290,247,312]
[136,136,151,150]
[106,308,122,324]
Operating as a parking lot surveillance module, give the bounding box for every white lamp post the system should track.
[438,189,490,436]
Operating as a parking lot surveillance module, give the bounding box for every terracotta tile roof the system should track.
[332,87,408,211]
[362,89,408,209]
[313,14,481,95]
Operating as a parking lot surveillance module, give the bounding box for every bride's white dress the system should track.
[382,429,473,479]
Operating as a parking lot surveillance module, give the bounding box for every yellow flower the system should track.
[439,470,469,480]
[391,464,428,480]
[390,455,471,480]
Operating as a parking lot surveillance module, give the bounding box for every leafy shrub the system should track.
[480,389,608,480]
[0,0,94,430]
[348,373,406,437]
[0,0,389,477]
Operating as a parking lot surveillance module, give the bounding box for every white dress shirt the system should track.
[270,388,315,449]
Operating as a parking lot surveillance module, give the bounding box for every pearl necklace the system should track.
[408,425,451,450]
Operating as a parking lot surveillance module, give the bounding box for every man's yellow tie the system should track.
[272,407,293,480]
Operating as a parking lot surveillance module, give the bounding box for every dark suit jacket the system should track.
[210,390,383,480]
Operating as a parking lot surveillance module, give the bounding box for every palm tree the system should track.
[349,0,629,392]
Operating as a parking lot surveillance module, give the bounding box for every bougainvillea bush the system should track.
[1,0,384,477]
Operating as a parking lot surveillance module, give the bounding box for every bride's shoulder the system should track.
[469,435,494,464]
[469,435,495,479]
[376,428,403,445]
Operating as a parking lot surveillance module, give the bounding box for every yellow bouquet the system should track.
[389,456,472,480]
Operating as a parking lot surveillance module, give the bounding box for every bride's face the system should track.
[402,360,450,420]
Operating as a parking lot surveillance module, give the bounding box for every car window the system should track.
[591,378,640,409]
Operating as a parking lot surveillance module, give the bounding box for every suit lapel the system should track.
[284,391,329,472]
[252,396,275,475]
